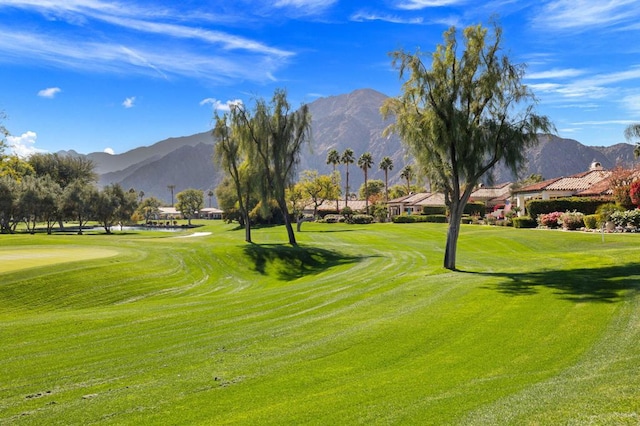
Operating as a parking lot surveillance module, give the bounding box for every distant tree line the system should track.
[0,144,205,233]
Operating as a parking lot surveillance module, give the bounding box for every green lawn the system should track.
[0,222,638,425]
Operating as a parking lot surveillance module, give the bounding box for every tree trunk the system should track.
[279,200,297,245]
[244,213,252,243]
[443,201,464,270]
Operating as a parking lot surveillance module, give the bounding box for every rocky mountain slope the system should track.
[69,89,635,204]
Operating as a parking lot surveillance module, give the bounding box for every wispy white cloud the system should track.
[103,147,115,155]
[200,98,243,111]
[37,87,61,98]
[395,0,467,10]
[0,0,293,82]
[0,28,287,83]
[526,68,586,80]
[351,11,424,24]
[622,93,640,115]
[533,0,640,31]
[7,130,46,158]
[122,96,135,108]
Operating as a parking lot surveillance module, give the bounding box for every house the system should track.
[199,207,223,220]
[387,184,512,218]
[512,161,611,215]
[387,192,434,217]
[302,199,368,217]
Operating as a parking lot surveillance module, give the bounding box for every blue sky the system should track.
[1,0,639,157]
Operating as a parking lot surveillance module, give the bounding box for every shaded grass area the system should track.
[243,243,364,280]
[0,222,638,424]
[472,263,640,303]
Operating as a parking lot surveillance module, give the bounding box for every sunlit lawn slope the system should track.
[0,222,638,424]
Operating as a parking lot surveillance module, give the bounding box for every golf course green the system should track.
[1,221,638,424]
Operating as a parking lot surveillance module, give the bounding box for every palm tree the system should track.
[341,148,354,207]
[625,124,640,158]
[167,184,176,206]
[379,156,393,203]
[207,190,214,208]
[400,165,414,195]
[358,152,374,214]
[326,149,341,212]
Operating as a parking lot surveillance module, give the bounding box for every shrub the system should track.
[537,211,562,228]
[393,215,430,223]
[425,214,448,223]
[423,206,446,215]
[512,216,537,228]
[323,214,344,223]
[526,197,610,219]
[610,209,640,228]
[350,214,373,224]
[596,203,624,225]
[560,210,584,230]
[463,202,486,217]
[583,214,598,229]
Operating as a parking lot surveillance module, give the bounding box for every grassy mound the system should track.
[0,222,638,424]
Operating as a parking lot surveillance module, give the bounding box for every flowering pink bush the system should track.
[537,211,562,228]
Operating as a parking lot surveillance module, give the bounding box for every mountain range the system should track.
[59,88,637,205]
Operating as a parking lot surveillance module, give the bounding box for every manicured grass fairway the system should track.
[0,222,638,424]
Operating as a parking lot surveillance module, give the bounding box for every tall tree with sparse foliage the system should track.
[233,89,312,246]
[382,21,553,270]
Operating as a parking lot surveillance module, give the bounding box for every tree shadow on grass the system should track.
[464,263,640,303]
[242,243,365,281]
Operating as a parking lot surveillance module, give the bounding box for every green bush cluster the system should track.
[349,214,374,224]
[392,214,448,223]
[393,215,429,223]
[512,216,537,228]
[322,214,345,223]
[422,206,446,215]
[463,202,486,216]
[583,214,598,229]
[425,214,448,223]
[526,197,610,219]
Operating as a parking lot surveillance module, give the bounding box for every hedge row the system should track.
[393,214,448,223]
[526,197,610,219]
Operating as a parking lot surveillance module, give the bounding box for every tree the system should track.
[358,152,374,214]
[400,165,414,195]
[16,175,61,234]
[341,148,355,208]
[234,89,312,246]
[137,196,163,223]
[382,22,553,270]
[379,156,394,203]
[167,185,176,206]
[207,190,214,208]
[0,176,19,233]
[29,153,96,187]
[326,149,341,212]
[61,180,98,234]
[625,124,640,158]
[213,112,260,242]
[298,170,339,218]
[176,189,204,226]
[358,179,385,202]
[94,184,138,233]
